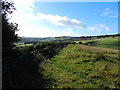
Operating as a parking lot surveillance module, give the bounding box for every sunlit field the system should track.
[41,44,120,88]
[79,36,119,49]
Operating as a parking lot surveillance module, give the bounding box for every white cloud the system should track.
[105,26,110,32]
[65,28,73,31]
[102,8,118,18]
[62,30,79,37]
[8,0,38,24]
[102,8,112,16]
[8,0,87,37]
[88,26,101,33]
[62,28,78,36]
[16,22,62,37]
[7,0,111,37]
[62,28,87,37]
[87,24,110,33]
[11,0,35,12]
[106,8,110,11]
[37,13,87,29]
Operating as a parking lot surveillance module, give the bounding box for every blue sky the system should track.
[9,0,118,37]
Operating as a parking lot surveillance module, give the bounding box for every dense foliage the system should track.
[2,0,19,60]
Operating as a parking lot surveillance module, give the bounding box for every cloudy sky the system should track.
[8,0,118,37]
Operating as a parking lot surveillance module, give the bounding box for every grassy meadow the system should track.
[78,36,119,49]
[41,44,120,88]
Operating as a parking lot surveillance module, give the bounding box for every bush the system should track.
[79,42,83,44]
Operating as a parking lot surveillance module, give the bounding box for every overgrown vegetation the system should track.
[3,42,73,88]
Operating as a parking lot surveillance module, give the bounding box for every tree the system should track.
[2,0,19,59]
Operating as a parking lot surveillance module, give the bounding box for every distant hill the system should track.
[18,34,120,43]
[18,37,52,43]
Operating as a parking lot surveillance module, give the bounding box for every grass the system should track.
[40,44,120,88]
[78,36,119,49]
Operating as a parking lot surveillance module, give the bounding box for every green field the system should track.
[41,44,119,88]
[15,43,33,47]
[78,36,119,49]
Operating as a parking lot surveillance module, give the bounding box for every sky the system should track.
[8,0,118,37]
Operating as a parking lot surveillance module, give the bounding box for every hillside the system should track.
[41,44,120,88]
[78,36,119,50]
[18,35,119,49]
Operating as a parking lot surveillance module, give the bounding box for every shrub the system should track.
[79,42,83,44]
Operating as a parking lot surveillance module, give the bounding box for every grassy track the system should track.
[80,36,119,49]
[41,44,120,88]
